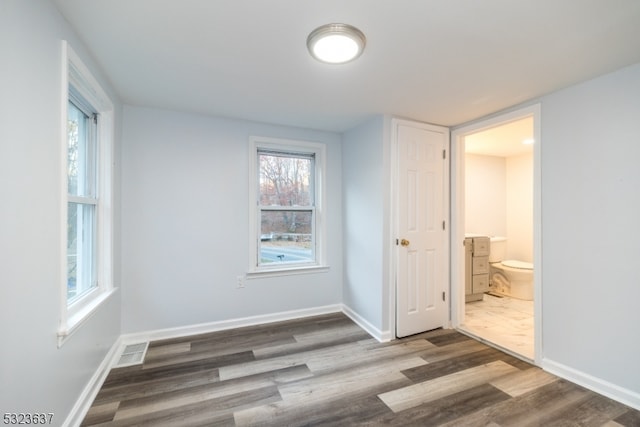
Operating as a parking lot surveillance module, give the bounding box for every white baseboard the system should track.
[542,357,640,411]
[341,304,392,342]
[119,304,343,346]
[62,336,123,427]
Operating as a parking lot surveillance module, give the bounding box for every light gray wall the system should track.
[540,62,640,394]
[120,106,343,333]
[0,1,122,424]
[342,116,386,332]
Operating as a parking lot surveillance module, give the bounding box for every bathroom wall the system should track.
[465,151,533,262]
[506,152,533,262]
[464,154,506,237]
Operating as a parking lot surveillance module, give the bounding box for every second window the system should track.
[250,137,326,272]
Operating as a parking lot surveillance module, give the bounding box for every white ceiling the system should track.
[52,0,640,133]
[465,117,533,158]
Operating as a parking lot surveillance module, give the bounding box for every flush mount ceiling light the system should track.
[307,23,366,64]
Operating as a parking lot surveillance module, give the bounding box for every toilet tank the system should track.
[489,237,507,262]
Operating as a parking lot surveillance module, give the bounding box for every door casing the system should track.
[449,104,542,365]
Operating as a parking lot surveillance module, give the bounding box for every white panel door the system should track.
[396,122,448,337]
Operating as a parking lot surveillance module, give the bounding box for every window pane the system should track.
[67,101,96,197]
[259,153,312,206]
[67,202,96,303]
[260,210,313,263]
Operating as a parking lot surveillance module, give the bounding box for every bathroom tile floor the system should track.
[462,293,534,361]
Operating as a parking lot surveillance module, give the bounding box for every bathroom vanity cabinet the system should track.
[465,236,490,302]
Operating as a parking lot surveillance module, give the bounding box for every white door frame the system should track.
[389,118,450,338]
[450,104,542,365]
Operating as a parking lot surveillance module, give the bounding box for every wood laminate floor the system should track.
[82,313,640,426]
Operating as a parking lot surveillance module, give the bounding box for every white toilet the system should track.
[489,237,534,300]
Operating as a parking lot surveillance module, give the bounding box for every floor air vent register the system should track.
[114,342,149,368]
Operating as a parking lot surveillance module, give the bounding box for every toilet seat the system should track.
[502,259,533,270]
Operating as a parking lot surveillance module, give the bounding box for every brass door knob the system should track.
[400,238,410,247]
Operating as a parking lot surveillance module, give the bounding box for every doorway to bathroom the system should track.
[450,105,541,364]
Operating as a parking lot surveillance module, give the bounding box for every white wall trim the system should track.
[62,336,123,427]
[542,358,640,411]
[342,304,392,343]
[57,288,118,347]
[59,40,116,347]
[119,305,343,345]
[117,304,395,360]
[450,103,542,365]
[247,136,328,275]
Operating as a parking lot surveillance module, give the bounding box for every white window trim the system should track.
[58,41,115,347]
[247,137,328,277]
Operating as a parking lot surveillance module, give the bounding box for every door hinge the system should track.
[442,291,446,301]
[442,149,446,159]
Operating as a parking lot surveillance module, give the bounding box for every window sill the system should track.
[57,287,118,348]
[247,265,330,279]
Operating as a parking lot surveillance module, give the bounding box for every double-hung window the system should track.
[249,137,327,275]
[67,92,98,303]
[58,41,114,346]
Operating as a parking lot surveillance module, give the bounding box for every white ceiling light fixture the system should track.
[307,23,366,64]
